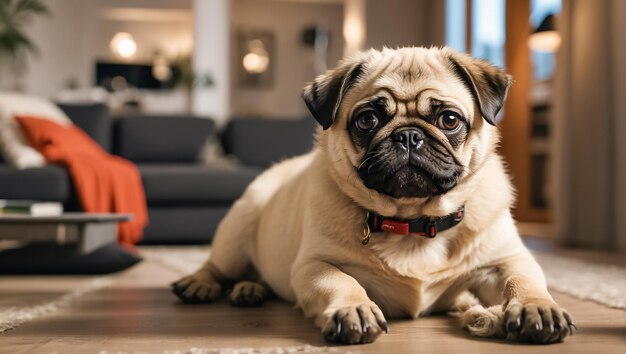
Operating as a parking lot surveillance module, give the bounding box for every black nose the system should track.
[392,128,424,150]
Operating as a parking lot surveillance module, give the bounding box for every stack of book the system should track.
[0,200,63,217]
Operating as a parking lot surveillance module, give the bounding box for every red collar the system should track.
[363,206,465,244]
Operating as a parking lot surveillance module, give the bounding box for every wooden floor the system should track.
[1,257,625,354]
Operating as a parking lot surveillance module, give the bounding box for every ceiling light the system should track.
[110,32,137,59]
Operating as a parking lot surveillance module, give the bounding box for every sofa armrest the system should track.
[113,115,215,163]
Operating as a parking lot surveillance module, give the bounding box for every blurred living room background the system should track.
[1,1,625,353]
[0,0,625,263]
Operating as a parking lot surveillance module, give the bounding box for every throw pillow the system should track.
[0,92,71,169]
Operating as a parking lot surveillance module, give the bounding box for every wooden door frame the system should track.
[501,0,550,222]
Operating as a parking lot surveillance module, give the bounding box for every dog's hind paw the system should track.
[171,273,222,304]
[228,281,269,307]
[461,304,506,338]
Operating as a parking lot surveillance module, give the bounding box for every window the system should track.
[471,0,505,68]
[445,0,506,68]
[531,0,561,81]
[445,0,466,53]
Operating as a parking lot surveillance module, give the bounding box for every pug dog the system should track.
[172,47,575,345]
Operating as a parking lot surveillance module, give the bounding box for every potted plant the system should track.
[157,53,214,113]
[0,0,50,91]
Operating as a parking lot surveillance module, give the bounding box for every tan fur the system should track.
[174,47,573,345]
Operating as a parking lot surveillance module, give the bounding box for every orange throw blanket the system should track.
[16,115,148,247]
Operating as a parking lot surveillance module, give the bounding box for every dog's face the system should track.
[303,47,511,213]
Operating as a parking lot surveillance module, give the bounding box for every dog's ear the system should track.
[302,62,364,130]
[447,52,513,125]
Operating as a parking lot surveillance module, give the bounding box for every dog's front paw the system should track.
[504,299,576,344]
[171,273,222,304]
[321,304,388,345]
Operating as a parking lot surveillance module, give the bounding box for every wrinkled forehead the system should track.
[356,51,475,118]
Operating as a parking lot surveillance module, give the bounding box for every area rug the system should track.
[1,246,623,338]
[533,251,625,309]
[140,247,626,309]
[97,345,338,354]
[0,276,113,333]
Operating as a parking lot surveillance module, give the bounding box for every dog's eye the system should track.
[437,111,461,131]
[355,113,380,132]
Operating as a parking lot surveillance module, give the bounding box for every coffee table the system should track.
[0,213,131,254]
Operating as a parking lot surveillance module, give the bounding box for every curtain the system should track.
[553,0,626,253]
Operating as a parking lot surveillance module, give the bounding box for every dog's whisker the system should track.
[357,155,376,171]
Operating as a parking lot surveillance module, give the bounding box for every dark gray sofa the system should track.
[0,104,316,244]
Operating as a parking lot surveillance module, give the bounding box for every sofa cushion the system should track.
[57,103,111,151]
[114,116,215,163]
[0,164,70,202]
[139,164,261,205]
[222,117,317,168]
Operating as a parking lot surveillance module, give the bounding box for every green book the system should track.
[0,200,63,217]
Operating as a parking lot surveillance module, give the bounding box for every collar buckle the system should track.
[425,219,438,238]
[454,207,465,222]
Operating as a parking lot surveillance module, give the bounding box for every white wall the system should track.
[228,0,443,118]
[365,0,445,49]
[95,18,193,63]
[88,1,194,65]
[18,0,91,96]
[13,0,193,98]
[192,0,230,125]
[11,0,443,117]
[230,0,344,118]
